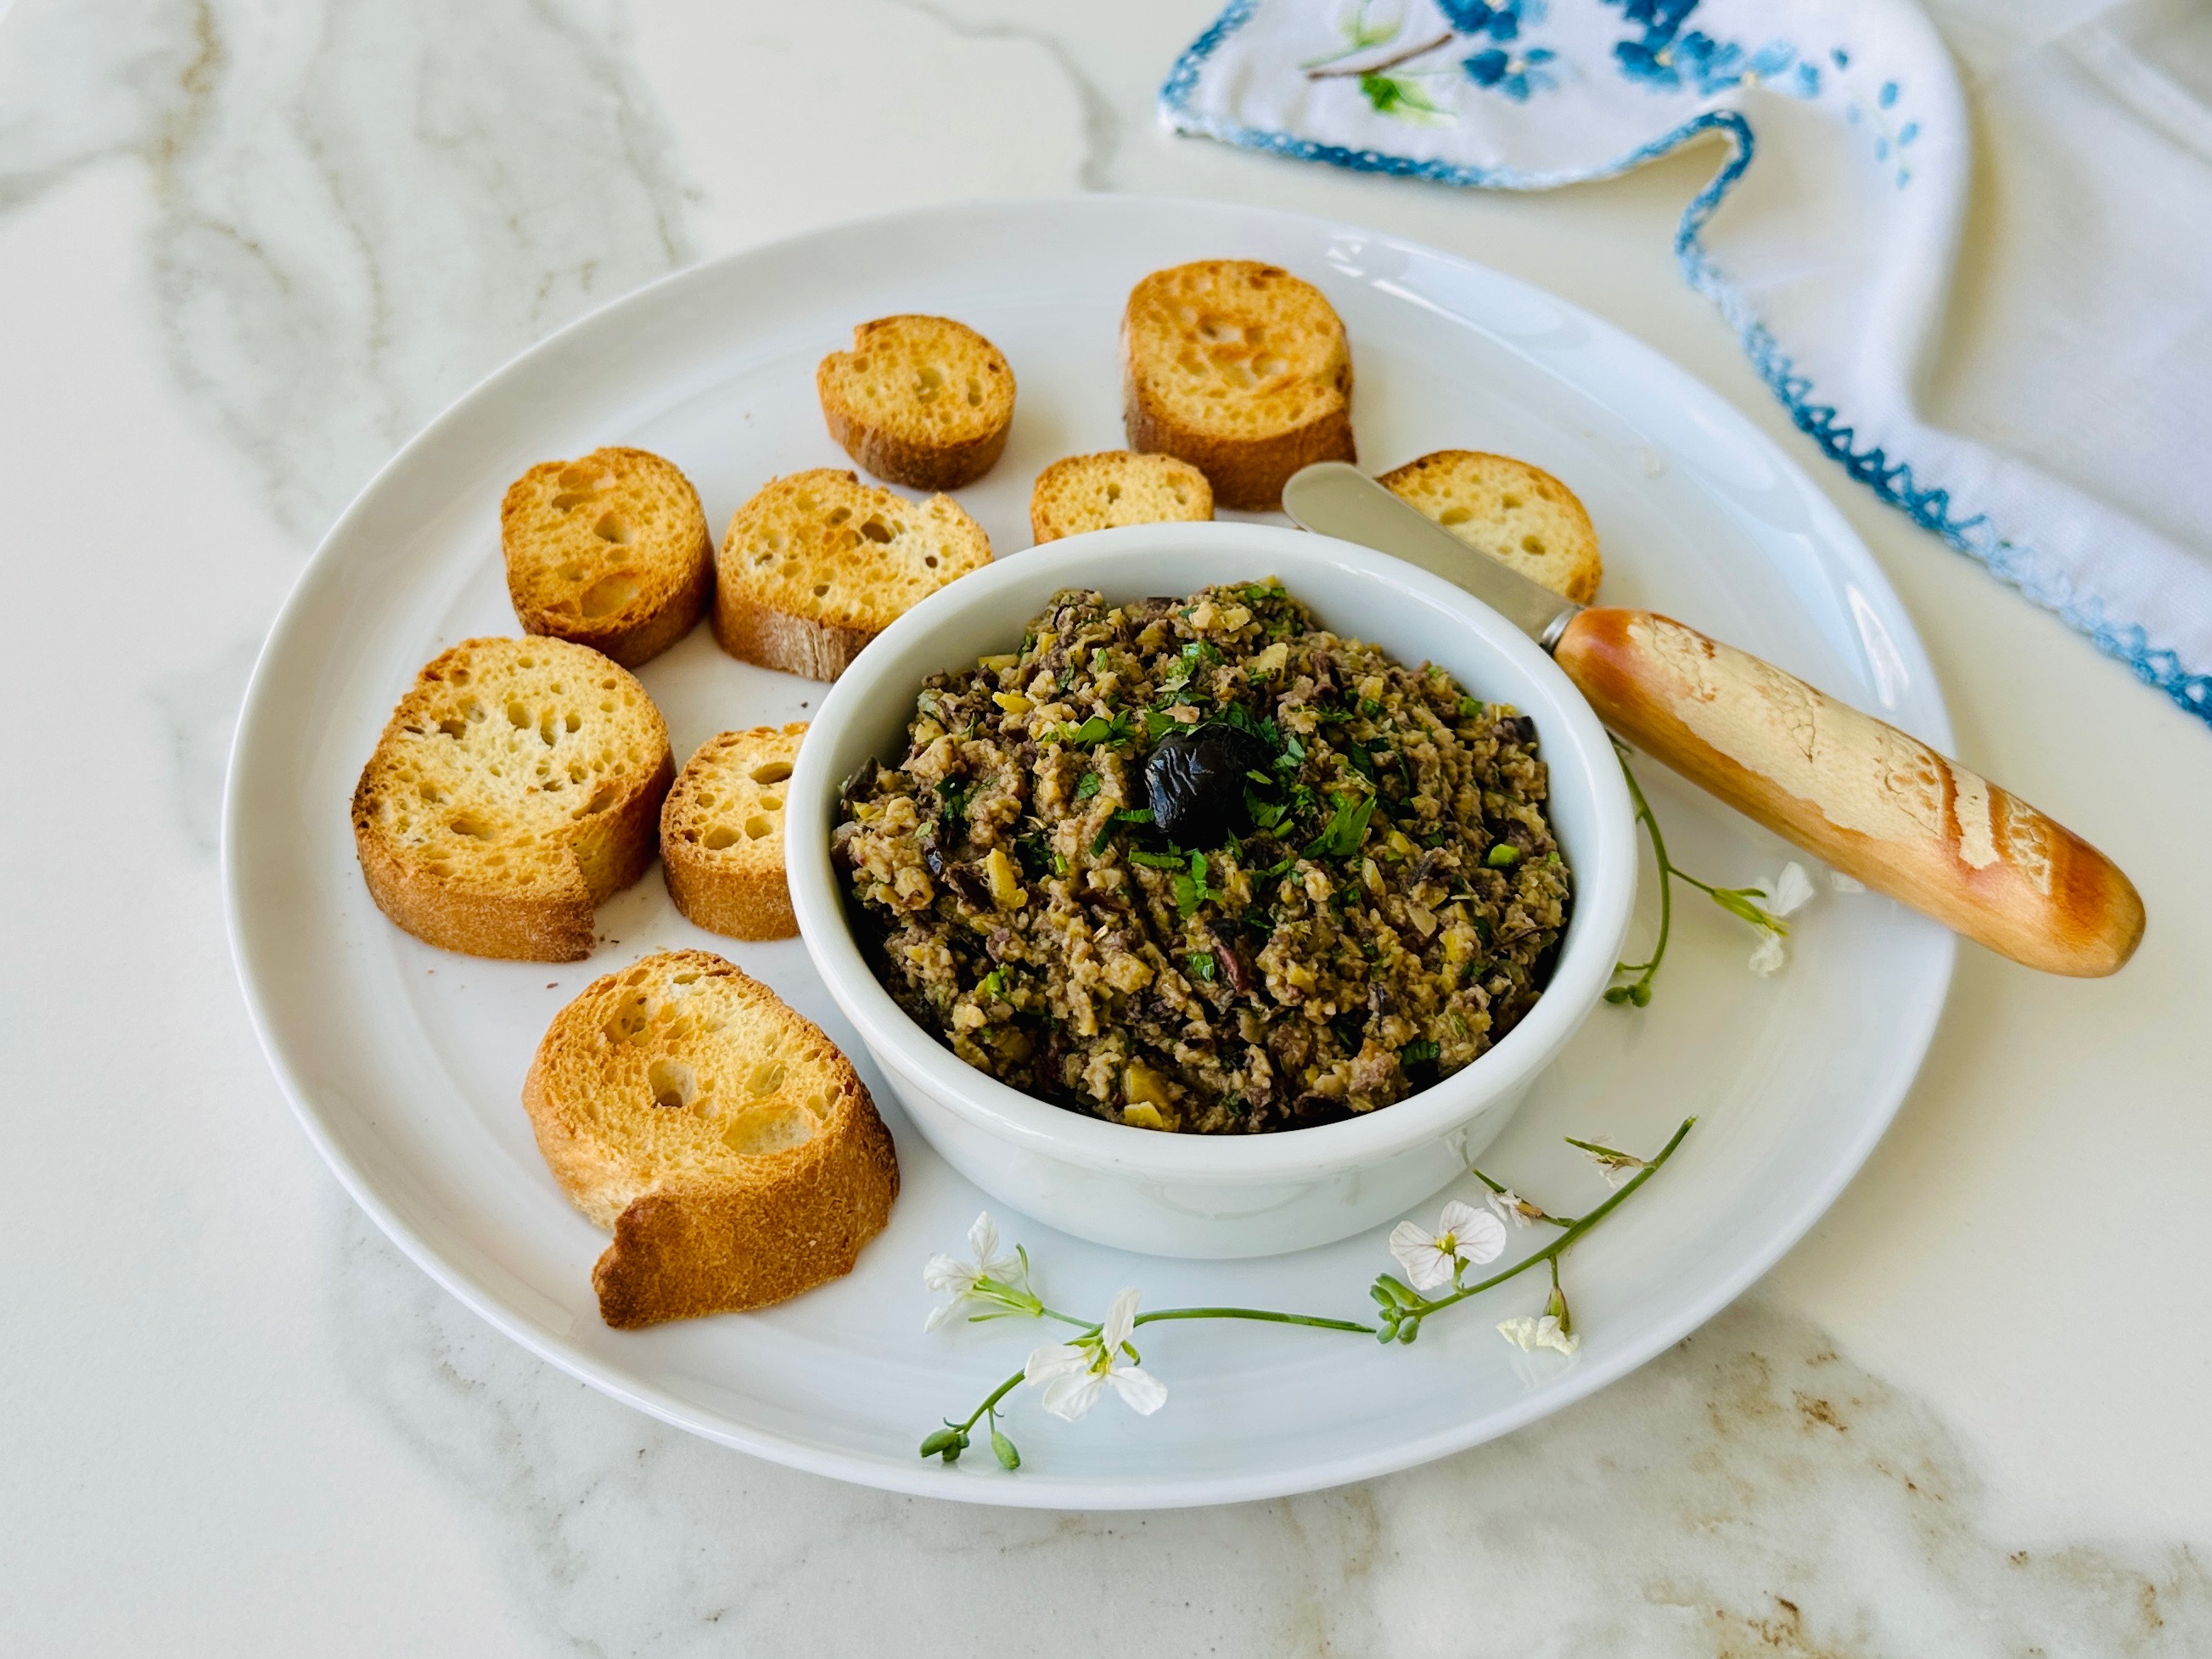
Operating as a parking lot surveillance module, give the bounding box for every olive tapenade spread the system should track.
[832,582,1570,1133]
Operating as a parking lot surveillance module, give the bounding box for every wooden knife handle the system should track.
[1552,607,2144,976]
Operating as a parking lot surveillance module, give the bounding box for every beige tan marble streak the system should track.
[334,1206,2210,1657]
[0,0,697,541]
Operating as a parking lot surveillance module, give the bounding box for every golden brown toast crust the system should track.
[817,315,1015,491]
[712,470,991,682]
[662,725,806,942]
[1028,450,1215,543]
[521,950,899,1327]
[500,447,714,668]
[1120,261,1356,511]
[1378,449,1603,605]
[351,637,673,962]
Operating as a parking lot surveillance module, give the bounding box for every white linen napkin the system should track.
[1161,0,2212,729]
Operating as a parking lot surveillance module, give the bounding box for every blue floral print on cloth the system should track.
[1161,0,2212,728]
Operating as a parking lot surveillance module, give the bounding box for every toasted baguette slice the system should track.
[1121,260,1356,511]
[714,469,991,681]
[1029,450,1215,543]
[523,949,899,1327]
[1379,450,1603,604]
[662,725,806,941]
[351,637,674,961]
[817,315,1015,491]
[500,447,713,667]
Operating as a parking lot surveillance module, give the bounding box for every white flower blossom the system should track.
[1487,1188,1543,1229]
[1389,1200,1507,1292]
[1768,862,1816,918]
[1576,1143,1646,1189]
[1719,862,1816,977]
[1497,1314,1580,1356]
[923,1212,1026,1332]
[1024,1288,1167,1420]
[1748,929,1788,977]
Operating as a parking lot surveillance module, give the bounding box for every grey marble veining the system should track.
[0,0,694,540]
[334,1205,2208,1656]
[148,632,261,857]
[7,0,2210,1650]
[875,0,1125,191]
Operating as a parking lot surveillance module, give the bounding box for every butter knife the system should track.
[1281,461,2142,977]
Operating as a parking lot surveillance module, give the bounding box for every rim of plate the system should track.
[222,193,1956,1509]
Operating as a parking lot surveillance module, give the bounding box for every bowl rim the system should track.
[786,522,1636,1182]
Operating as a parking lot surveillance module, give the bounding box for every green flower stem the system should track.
[951,1369,1027,1435]
[935,1307,1373,1449]
[1134,1307,1375,1335]
[1560,1134,1639,1163]
[1612,745,1791,1008]
[927,1122,1693,1467]
[1611,750,1676,988]
[1468,1164,1578,1229]
[1400,1117,1694,1319]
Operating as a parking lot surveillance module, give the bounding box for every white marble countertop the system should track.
[4,1,2208,1651]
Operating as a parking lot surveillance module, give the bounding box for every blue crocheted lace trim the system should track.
[1159,2,2212,726]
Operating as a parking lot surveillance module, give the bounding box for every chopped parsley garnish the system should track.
[1218,700,1282,751]
[1075,772,1101,801]
[1013,831,1054,880]
[1186,951,1217,982]
[1158,640,1223,699]
[935,779,973,841]
[1053,711,1135,747]
[1092,807,1156,858]
[1305,790,1377,861]
[1400,1038,1440,1066]
[1170,851,1221,918]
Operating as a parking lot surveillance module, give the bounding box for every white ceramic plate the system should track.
[225,196,1953,1510]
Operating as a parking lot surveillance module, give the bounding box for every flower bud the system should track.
[1545,1282,1573,1336]
[991,1427,1021,1471]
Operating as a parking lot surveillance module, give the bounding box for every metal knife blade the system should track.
[1281,462,1582,651]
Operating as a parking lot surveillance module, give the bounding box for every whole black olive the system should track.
[1144,721,1272,846]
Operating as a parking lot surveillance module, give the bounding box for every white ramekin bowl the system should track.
[787,524,1635,1259]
